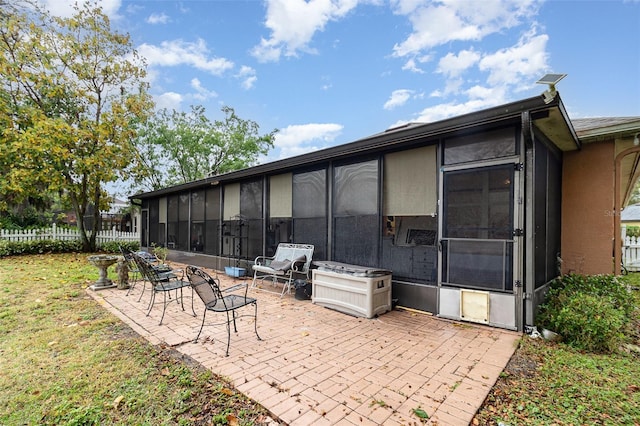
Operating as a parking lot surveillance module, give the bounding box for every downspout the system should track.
[521,111,533,329]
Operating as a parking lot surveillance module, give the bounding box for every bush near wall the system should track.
[537,274,636,353]
[626,226,640,238]
[0,240,139,257]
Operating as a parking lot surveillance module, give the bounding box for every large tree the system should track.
[133,105,277,192]
[0,1,153,250]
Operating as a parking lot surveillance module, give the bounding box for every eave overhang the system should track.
[131,94,578,200]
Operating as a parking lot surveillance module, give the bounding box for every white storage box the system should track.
[312,267,392,318]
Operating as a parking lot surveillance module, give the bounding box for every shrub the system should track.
[99,240,139,253]
[0,239,140,257]
[537,274,635,353]
[0,239,84,256]
[626,226,640,238]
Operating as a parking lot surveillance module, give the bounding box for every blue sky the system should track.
[43,0,640,166]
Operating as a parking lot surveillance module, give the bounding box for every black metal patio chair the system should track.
[132,252,195,325]
[186,265,261,356]
[122,247,173,301]
[119,246,143,297]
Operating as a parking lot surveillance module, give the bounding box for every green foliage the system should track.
[45,402,103,426]
[99,240,140,254]
[0,1,153,252]
[0,239,139,257]
[132,105,277,192]
[626,225,640,238]
[150,243,168,262]
[0,239,83,256]
[0,205,53,229]
[537,274,636,352]
[474,337,640,425]
[0,253,273,425]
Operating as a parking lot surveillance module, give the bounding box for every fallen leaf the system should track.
[226,414,239,426]
[221,387,234,396]
[412,407,429,419]
[161,367,170,376]
[113,395,124,408]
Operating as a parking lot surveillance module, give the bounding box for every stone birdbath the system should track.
[87,255,119,290]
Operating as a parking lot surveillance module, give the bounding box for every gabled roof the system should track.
[622,203,640,222]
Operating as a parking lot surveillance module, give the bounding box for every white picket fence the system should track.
[0,223,139,244]
[623,235,640,271]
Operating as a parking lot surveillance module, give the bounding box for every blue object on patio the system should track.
[225,266,246,277]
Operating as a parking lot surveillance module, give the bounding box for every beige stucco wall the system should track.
[561,141,614,275]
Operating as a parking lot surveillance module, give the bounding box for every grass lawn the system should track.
[1,253,639,425]
[473,275,640,425]
[0,253,276,425]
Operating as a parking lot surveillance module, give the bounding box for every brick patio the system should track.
[87,262,520,425]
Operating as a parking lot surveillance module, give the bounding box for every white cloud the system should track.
[391,0,541,57]
[273,123,343,159]
[436,49,481,78]
[479,31,549,91]
[39,0,123,18]
[401,58,424,74]
[384,89,414,110]
[410,99,495,124]
[138,39,234,76]
[155,92,183,111]
[251,0,361,62]
[146,12,170,24]
[236,66,257,90]
[190,78,218,101]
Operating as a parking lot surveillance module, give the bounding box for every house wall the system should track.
[561,141,614,275]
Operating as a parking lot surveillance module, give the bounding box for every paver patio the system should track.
[87,262,520,425]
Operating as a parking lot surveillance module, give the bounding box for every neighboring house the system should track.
[63,196,136,232]
[621,203,640,227]
[131,93,640,332]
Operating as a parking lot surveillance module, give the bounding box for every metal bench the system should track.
[251,243,314,297]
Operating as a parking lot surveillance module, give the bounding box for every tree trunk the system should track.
[68,191,90,252]
[89,183,100,252]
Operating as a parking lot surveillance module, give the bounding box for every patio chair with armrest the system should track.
[119,246,142,296]
[121,247,172,301]
[132,253,195,325]
[251,243,314,297]
[186,265,261,356]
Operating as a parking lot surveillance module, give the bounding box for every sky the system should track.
[41,0,640,170]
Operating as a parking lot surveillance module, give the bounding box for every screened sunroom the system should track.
[133,94,578,331]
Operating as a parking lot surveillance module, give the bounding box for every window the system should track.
[333,160,379,266]
[444,127,517,165]
[293,169,327,261]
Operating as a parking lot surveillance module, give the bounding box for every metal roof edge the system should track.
[555,96,581,150]
[131,95,562,200]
